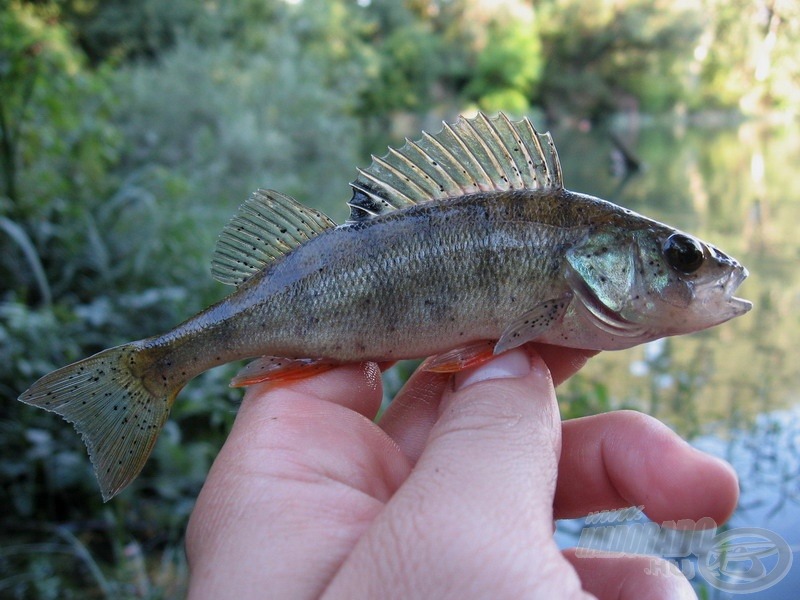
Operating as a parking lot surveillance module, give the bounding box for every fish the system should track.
[18,112,752,500]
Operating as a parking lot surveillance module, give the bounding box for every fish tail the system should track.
[18,342,180,501]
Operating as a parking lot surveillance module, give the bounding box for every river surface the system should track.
[548,117,799,599]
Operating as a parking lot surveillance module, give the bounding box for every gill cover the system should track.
[566,232,637,314]
[566,229,696,334]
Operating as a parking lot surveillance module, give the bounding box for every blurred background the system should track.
[1,0,798,597]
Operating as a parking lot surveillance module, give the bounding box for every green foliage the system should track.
[55,0,206,63]
[0,2,106,214]
[464,19,543,114]
[356,0,463,115]
[558,376,612,420]
[0,3,127,310]
[686,0,800,114]
[1,0,798,595]
[361,17,446,113]
[536,0,702,119]
[111,2,367,220]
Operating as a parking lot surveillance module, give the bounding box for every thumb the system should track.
[422,347,563,539]
[327,348,588,599]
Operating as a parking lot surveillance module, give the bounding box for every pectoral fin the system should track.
[494,294,572,354]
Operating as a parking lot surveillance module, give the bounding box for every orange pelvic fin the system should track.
[230,356,337,387]
[422,341,497,373]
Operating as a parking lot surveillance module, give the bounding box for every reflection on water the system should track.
[551,119,800,598]
[690,407,800,598]
[557,406,800,599]
[554,118,800,429]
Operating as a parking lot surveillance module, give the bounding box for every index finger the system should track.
[532,344,598,387]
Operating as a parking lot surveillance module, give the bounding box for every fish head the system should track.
[635,228,752,333]
[565,223,752,345]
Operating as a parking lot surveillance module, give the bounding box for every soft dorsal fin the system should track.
[211,189,336,286]
[347,112,563,221]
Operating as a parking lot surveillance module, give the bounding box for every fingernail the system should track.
[454,349,531,391]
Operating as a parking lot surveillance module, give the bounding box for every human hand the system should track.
[186,346,738,599]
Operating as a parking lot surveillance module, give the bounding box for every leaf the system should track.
[0,216,51,305]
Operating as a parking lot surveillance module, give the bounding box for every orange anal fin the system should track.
[422,341,497,373]
[230,356,337,387]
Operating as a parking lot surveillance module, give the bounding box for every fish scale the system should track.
[18,113,751,500]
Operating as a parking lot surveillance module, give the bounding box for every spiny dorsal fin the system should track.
[347,112,563,221]
[212,189,336,286]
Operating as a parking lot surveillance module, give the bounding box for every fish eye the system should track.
[663,233,705,274]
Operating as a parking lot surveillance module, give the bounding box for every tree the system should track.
[535,0,702,119]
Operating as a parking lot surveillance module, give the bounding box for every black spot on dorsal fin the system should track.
[346,112,563,222]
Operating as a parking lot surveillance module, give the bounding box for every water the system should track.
[316,114,800,596]
[555,118,799,426]
[547,117,800,598]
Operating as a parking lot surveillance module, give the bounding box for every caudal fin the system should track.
[18,343,177,501]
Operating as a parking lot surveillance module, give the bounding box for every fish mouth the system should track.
[709,244,752,314]
[723,266,752,314]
